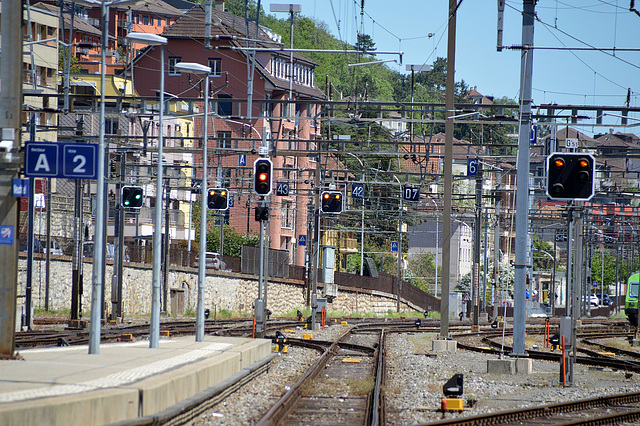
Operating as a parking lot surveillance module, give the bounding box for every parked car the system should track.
[588,294,599,306]
[83,242,130,262]
[19,238,44,253]
[193,252,226,270]
[44,240,64,256]
[600,294,613,306]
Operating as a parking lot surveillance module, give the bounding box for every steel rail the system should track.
[416,391,640,426]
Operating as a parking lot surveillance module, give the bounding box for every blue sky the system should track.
[265,0,640,135]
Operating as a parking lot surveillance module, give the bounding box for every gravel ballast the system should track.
[194,324,640,425]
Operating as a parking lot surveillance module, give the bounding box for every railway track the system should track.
[256,325,385,426]
[417,391,640,425]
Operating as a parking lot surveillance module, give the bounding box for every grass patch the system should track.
[34,308,70,316]
[216,309,251,319]
[408,334,433,349]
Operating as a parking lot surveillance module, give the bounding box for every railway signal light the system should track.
[121,186,143,208]
[207,188,228,210]
[255,205,269,221]
[321,191,343,214]
[253,158,273,196]
[546,153,595,201]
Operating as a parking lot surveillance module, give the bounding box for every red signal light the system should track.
[553,158,565,168]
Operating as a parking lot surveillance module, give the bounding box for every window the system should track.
[168,57,182,76]
[105,118,118,135]
[143,15,149,25]
[217,94,232,116]
[158,17,162,26]
[282,201,293,228]
[208,58,222,77]
[217,131,232,149]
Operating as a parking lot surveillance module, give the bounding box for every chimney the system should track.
[215,1,225,11]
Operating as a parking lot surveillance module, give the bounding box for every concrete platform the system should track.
[0,335,272,426]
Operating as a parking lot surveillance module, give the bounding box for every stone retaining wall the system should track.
[17,256,416,319]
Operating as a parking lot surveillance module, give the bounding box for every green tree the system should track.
[192,194,259,256]
[406,252,440,294]
[59,49,82,73]
[355,33,376,52]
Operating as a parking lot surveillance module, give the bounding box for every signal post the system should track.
[546,152,595,386]
[253,157,272,337]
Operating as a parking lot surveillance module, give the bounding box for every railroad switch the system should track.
[340,321,348,326]
[121,334,133,342]
[160,330,170,337]
[341,358,361,363]
[303,333,313,340]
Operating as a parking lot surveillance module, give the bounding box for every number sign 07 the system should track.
[403,186,420,201]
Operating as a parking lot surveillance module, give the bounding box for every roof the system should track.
[163,5,325,99]
[114,0,183,17]
[594,131,640,148]
[160,0,197,12]
[32,2,101,37]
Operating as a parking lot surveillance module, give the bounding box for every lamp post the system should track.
[125,32,167,349]
[82,0,146,355]
[174,62,211,342]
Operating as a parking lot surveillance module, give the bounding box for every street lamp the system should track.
[174,62,211,342]
[125,32,167,349]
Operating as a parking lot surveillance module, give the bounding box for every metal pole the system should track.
[149,43,165,349]
[565,207,575,386]
[433,198,439,297]
[310,157,321,330]
[440,0,457,338]
[511,0,536,356]
[360,170,365,276]
[25,122,36,330]
[196,75,209,342]
[0,0,21,357]
[397,187,403,312]
[111,155,123,321]
[89,2,109,354]
[256,208,266,338]
[473,165,482,328]
[493,190,501,308]
[71,180,82,321]
[163,181,169,313]
[117,159,125,319]
[288,9,294,118]
[45,178,51,311]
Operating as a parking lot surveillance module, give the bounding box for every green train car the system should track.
[626,272,640,325]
